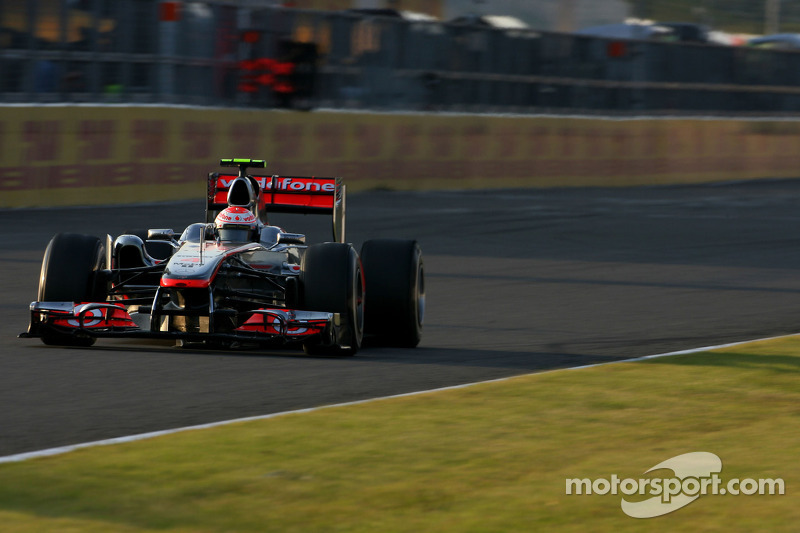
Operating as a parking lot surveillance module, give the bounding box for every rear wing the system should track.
[207,173,346,243]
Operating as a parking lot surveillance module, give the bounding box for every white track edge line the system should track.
[1,333,795,465]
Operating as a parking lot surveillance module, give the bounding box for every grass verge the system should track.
[1,337,799,532]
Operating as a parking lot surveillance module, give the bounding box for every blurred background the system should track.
[4,0,800,114]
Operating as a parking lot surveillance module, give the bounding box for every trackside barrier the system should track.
[3,106,800,207]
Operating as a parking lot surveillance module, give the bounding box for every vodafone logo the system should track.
[218,177,335,193]
[267,178,335,193]
[216,207,256,225]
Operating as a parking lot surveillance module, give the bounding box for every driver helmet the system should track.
[215,207,258,242]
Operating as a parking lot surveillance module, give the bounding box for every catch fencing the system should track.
[4,0,800,114]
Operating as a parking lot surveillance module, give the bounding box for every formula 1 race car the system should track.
[21,159,424,356]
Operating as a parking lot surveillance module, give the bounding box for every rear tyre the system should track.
[300,243,364,356]
[38,233,107,347]
[361,239,424,347]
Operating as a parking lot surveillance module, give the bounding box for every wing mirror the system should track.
[147,229,176,241]
[147,229,180,250]
[277,232,306,245]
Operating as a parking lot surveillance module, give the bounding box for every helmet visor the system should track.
[218,226,253,242]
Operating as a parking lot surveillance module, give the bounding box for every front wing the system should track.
[22,301,336,346]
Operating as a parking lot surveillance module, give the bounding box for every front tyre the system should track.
[361,239,424,347]
[37,233,107,347]
[300,243,364,356]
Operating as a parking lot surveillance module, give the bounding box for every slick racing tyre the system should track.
[360,239,424,347]
[38,233,108,347]
[300,243,364,356]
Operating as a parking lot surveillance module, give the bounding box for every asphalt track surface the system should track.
[4,181,800,456]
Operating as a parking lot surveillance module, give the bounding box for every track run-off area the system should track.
[3,181,800,456]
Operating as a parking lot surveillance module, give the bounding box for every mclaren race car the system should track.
[21,159,424,356]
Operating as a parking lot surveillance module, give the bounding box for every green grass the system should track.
[1,337,799,532]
